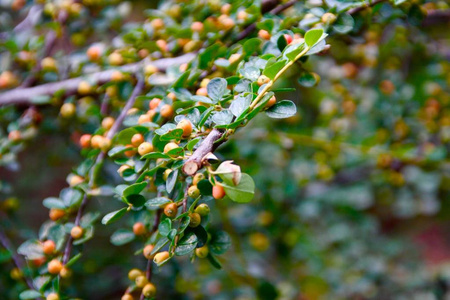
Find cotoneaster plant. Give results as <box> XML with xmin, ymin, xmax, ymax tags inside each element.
<box><xmin>0</xmin><ymin>0</ymin><xmax>447</xmax><ymax>299</ymax></box>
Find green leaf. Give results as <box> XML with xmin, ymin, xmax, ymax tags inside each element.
<box><xmin>123</xmin><ymin>182</ymin><xmax>147</xmax><ymax>198</ymax></box>
<box><xmin>42</xmin><ymin>197</ymin><xmax>65</xmax><ymax>209</ymax></box>
<box><xmin>229</xmin><ymin>94</ymin><xmax>251</xmax><ymax>118</ymax></box>
<box><xmin>305</xmin><ymin>29</ymin><xmax>324</xmax><ymax>47</ymax></box>
<box><xmin>263</xmin><ymin>59</ymin><xmax>286</xmax><ymax>80</ymax></box>
<box><xmin>197</xmin><ymin>179</ymin><xmax>213</xmax><ymax>196</ymax></box>
<box><xmin>111</xmin><ymin>229</ymin><xmax>135</xmax><ymax>246</ymax></box>
<box><xmin>80</xmin><ymin>212</ymin><xmax>101</xmax><ymax>227</ymax></box>
<box><xmin>174</xmin><ymin>231</ymin><xmax>198</xmax><ymax>256</ymax></box>
<box><xmin>243</xmin><ymin>38</ymin><xmax>262</xmax><ymax>55</ymax></box>
<box><xmin>166</xmin><ymin>168</ymin><xmax>179</xmax><ymax>194</ymax></box>
<box><xmin>66</xmin><ymin>253</ymin><xmax>82</xmax><ymax>267</ymax></box>
<box><xmin>221</xmin><ymin>173</ymin><xmax>255</xmax><ymax>203</ymax></box>
<box><xmin>265</xmin><ymin>100</ymin><xmax>297</xmax><ymax>119</ymax></box>
<box><xmin>239</xmin><ymin>66</ymin><xmax>260</xmax><ymax>81</ymax></box>
<box><xmin>212</xmin><ymin>110</ymin><xmax>233</xmax><ymax>126</ymax></box>
<box><xmin>207</xmin><ymin>253</ymin><xmax>222</xmax><ymax>269</ymax></box>
<box><xmin>298</xmin><ymin>72</ymin><xmax>317</xmax><ymax>87</ymax></box>
<box><xmin>60</xmin><ymin>188</ymin><xmax>83</xmax><ymax>208</ymax></box>
<box><xmin>151</xmin><ymin>237</ymin><xmax>169</xmax><ymax>255</ymax></box>
<box><xmin>17</xmin><ymin>240</ymin><xmax>44</xmax><ymax>260</ymax></box>
<box><xmin>187</xmin><ymin>137</ymin><xmax>201</xmax><ymax>151</ymax></box>
<box><xmin>207</xmin><ymin>78</ymin><xmax>227</xmax><ymax>103</ymax></box>
<box><xmin>102</xmin><ymin>207</ymin><xmax>128</xmax><ymax>225</ymax></box>
<box><xmin>140</xmin><ymin>152</ymin><xmax>170</xmax><ymax>160</ymax></box>
<box><xmin>333</xmin><ymin>13</ymin><xmax>354</xmax><ymax>34</ymax></box>
<box><xmin>145</xmin><ymin>197</ymin><xmax>172</xmax><ymax>210</ymax></box>
<box><xmin>108</xmin><ymin>146</ymin><xmax>132</xmax><ymax>157</ymax></box>
<box><xmin>126</xmin><ymin>194</ymin><xmax>146</xmax><ymax>208</ymax></box>
<box><xmin>159</xmin><ymin>218</ymin><xmax>172</xmax><ymax>236</ymax></box>
<box><xmin>209</xmin><ymin>231</ymin><xmax>231</xmax><ymax>255</ymax></box>
<box><xmin>283</xmin><ymin>42</ymin><xmax>306</xmax><ymax>61</ymax></box>
<box><xmin>19</xmin><ymin>290</ymin><xmax>41</xmax><ymax>299</ymax></box>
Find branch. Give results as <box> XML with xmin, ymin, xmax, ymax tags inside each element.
<box><xmin>235</xmin><ymin>0</ymin><xmax>297</xmax><ymax>42</ymax></box>
<box><xmin>0</xmin><ymin>53</ymin><xmax>195</xmax><ymax>106</ymax></box>
<box><xmin>182</xmin><ymin>129</ymin><xmax>224</xmax><ymax>175</ymax></box>
<box><xmin>0</xmin><ymin>227</ymin><xmax>36</xmax><ymax>290</ymax></box>
<box><xmin>62</xmin><ymin>78</ymin><xmax>145</xmax><ymax>265</ymax></box>
<box><xmin>347</xmin><ymin>0</ymin><xmax>386</xmax><ymax>15</ymax></box>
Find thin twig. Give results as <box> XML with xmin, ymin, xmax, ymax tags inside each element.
<box><xmin>62</xmin><ymin>78</ymin><xmax>145</xmax><ymax>265</ymax></box>
<box><xmin>0</xmin><ymin>53</ymin><xmax>195</xmax><ymax>106</ymax></box>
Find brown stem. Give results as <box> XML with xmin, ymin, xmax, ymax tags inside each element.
<box><xmin>182</xmin><ymin>129</ymin><xmax>224</xmax><ymax>175</ymax></box>
<box><xmin>348</xmin><ymin>0</ymin><xmax>386</xmax><ymax>15</ymax></box>
<box><xmin>0</xmin><ymin>53</ymin><xmax>195</xmax><ymax>106</ymax></box>
<box><xmin>62</xmin><ymin>78</ymin><xmax>145</xmax><ymax>265</ymax></box>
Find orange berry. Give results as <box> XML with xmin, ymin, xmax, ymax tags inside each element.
<box><xmin>87</xmin><ymin>45</ymin><xmax>102</xmax><ymax>61</ymax></box>
<box><xmin>149</xmin><ymin>98</ymin><xmax>161</xmax><ymax>110</ymax></box>
<box><xmin>265</xmin><ymin>96</ymin><xmax>276</xmax><ymax>108</ymax></box>
<box><xmin>151</xmin><ymin>18</ymin><xmax>164</xmax><ymax>30</ymax></box>
<box><xmin>124</xmin><ymin>144</ymin><xmax>136</xmax><ymax>157</ymax></box>
<box><xmin>138</xmin><ymin>142</ymin><xmax>154</xmax><ymax>156</ymax></box>
<box><xmin>163</xmin><ymin>142</ymin><xmax>179</xmax><ymax>154</ymax></box>
<box><xmin>47</xmin><ymin>259</ymin><xmax>63</xmax><ymax>274</ymax></box>
<box><xmin>258</xmin><ymin>30</ymin><xmax>270</xmax><ymax>40</ymax></box>
<box><xmin>101</xmin><ymin>117</ymin><xmax>115</xmax><ymax>130</ymax></box>
<box><xmin>196</xmin><ymin>87</ymin><xmax>208</xmax><ymax>96</ymax></box>
<box><xmin>191</xmin><ymin>21</ymin><xmax>203</xmax><ymax>32</ymax></box>
<box><xmin>160</xmin><ymin>104</ymin><xmax>174</xmax><ymax>118</ymax></box>
<box><xmin>131</xmin><ymin>133</ymin><xmax>144</xmax><ymax>147</ymax></box>
<box><xmin>46</xmin><ymin>292</ymin><xmax>59</xmax><ymax>300</ymax></box>
<box><xmin>70</xmin><ymin>226</ymin><xmax>83</xmax><ymax>239</ymax></box>
<box><xmin>49</xmin><ymin>208</ymin><xmax>65</xmax><ymax>221</ymax></box>
<box><xmin>138</xmin><ymin>114</ymin><xmax>152</xmax><ymax>124</ymax></box>
<box><xmin>108</xmin><ymin>52</ymin><xmax>123</xmax><ymax>66</ymax></box>
<box><xmin>42</xmin><ymin>240</ymin><xmax>56</xmax><ymax>255</ymax></box>
<box><xmin>77</xmin><ymin>81</ymin><xmax>92</xmax><ymax>95</ymax></box>
<box><xmin>143</xmin><ymin>244</ymin><xmax>155</xmax><ymax>259</ymax></box>
<box><xmin>212</xmin><ymin>184</ymin><xmax>226</xmax><ymax>200</ymax></box>
<box><xmin>176</xmin><ymin>119</ymin><xmax>193</xmax><ymax>138</ymax></box>
<box><xmin>153</xmin><ymin>251</ymin><xmax>170</xmax><ymax>264</ymax></box>
<box><xmin>90</xmin><ymin>135</ymin><xmax>104</xmax><ymax>149</ymax></box>
<box><xmin>284</xmin><ymin>34</ymin><xmax>293</xmax><ymax>44</ymax></box>
<box><xmin>121</xmin><ymin>294</ymin><xmax>133</xmax><ymax>300</ymax></box>
<box><xmin>142</xmin><ymin>283</ymin><xmax>156</xmax><ymax>298</ymax></box>
<box><xmin>156</xmin><ymin>39</ymin><xmax>168</xmax><ymax>52</ymax></box>
<box><xmin>8</xmin><ymin>130</ymin><xmax>21</xmax><ymax>142</ymax></box>
<box><xmin>79</xmin><ymin>134</ymin><xmax>91</xmax><ymax>148</ymax></box>
<box><xmin>164</xmin><ymin>203</ymin><xmax>178</xmax><ymax>218</ymax></box>
<box><xmin>133</xmin><ymin>222</ymin><xmax>146</xmax><ymax>236</ymax></box>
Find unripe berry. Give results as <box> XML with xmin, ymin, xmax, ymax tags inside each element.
<box><xmin>77</xmin><ymin>81</ymin><xmax>92</xmax><ymax>95</ymax></box>
<box><xmin>42</xmin><ymin>240</ymin><xmax>56</xmax><ymax>255</ymax></box>
<box><xmin>153</xmin><ymin>251</ymin><xmax>170</xmax><ymax>264</ymax></box>
<box><xmin>108</xmin><ymin>52</ymin><xmax>123</xmax><ymax>66</ymax></box>
<box><xmin>258</xmin><ymin>29</ymin><xmax>270</xmax><ymax>40</ymax></box>
<box><xmin>221</xmin><ymin>3</ymin><xmax>231</xmax><ymax>15</ymax></box>
<box><xmin>48</xmin><ymin>259</ymin><xmax>63</xmax><ymax>274</ymax></box>
<box><xmin>194</xmin><ymin>203</ymin><xmax>210</xmax><ymax>216</ymax></box>
<box><xmin>70</xmin><ymin>226</ymin><xmax>83</xmax><ymax>239</ymax></box>
<box><xmin>128</xmin><ymin>268</ymin><xmax>142</xmax><ymax>281</ymax></box>
<box><xmin>188</xmin><ymin>185</ymin><xmax>200</xmax><ymax>198</ymax></box>
<box><xmin>79</xmin><ymin>134</ymin><xmax>91</xmax><ymax>148</ymax></box>
<box><xmin>167</xmin><ymin>92</ymin><xmax>176</xmax><ymax>101</ymax></box>
<box><xmin>212</xmin><ymin>184</ymin><xmax>226</xmax><ymax>200</ymax></box>
<box><xmin>257</xmin><ymin>75</ymin><xmax>270</xmax><ymax>86</ymax></box>
<box><xmin>138</xmin><ymin>49</ymin><xmax>149</xmax><ymax>59</ymax></box>
<box><xmin>99</xmin><ymin>137</ymin><xmax>112</xmax><ymax>152</ymax></box>
<box><xmin>135</xmin><ymin>275</ymin><xmax>148</xmax><ymax>288</ymax></box>
<box><xmin>138</xmin><ymin>142</ymin><xmax>154</xmax><ymax>156</ymax></box>
<box><xmin>59</xmin><ymin>266</ymin><xmax>71</xmax><ymax>278</ymax></box>
<box><xmin>188</xmin><ymin>212</ymin><xmax>201</xmax><ymax>227</ymax></box>
<box><xmin>321</xmin><ymin>12</ymin><xmax>337</xmax><ymax>24</ymax></box>
<box><xmin>46</xmin><ymin>293</ymin><xmax>59</xmax><ymax>300</ymax></box>
<box><xmin>144</xmin><ymin>64</ymin><xmax>158</xmax><ymax>76</ymax></box>
<box><xmin>143</xmin><ymin>244</ymin><xmax>155</xmax><ymax>259</ymax></box>
<box><xmin>87</xmin><ymin>45</ymin><xmax>102</xmax><ymax>61</ymax></box>
<box><xmin>196</xmin><ymin>87</ymin><xmax>208</xmax><ymax>96</ymax></box>
<box><xmin>160</xmin><ymin>104</ymin><xmax>174</xmax><ymax>118</ymax></box>
<box><xmin>163</xmin><ymin>142</ymin><xmax>179</xmax><ymax>154</ymax></box>
<box><xmin>237</xmin><ymin>10</ymin><xmax>248</xmax><ymax>21</ymax></box>
<box><xmin>149</xmin><ymin>98</ymin><xmax>161</xmax><ymax>110</ymax></box>
<box><xmin>195</xmin><ymin>245</ymin><xmax>209</xmax><ymax>258</ymax></box>
<box><xmin>191</xmin><ymin>21</ymin><xmax>203</xmax><ymax>32</ymax></box>
<box><xmin>106</xmin><ymin>85</ymin><xmax>118</xmax><ymax>98</ymax></box>
<box><xmin>200</xmin><ymin>79</ymin><xmax>210</xmax><ymax>88</ymax></box>
<box><xmin>41</xmin><ymin>57</ymin><xmax>57</xmax><ymax>71</ymax></box>
<box><xmin>102</xmin><ymin>117</ymin><xmax>115</xmax><ymax>130</ymax></box>
<box><xmin>49</xmin><ymin>208</ymin><xmax>65</xmax><ymax>221</ymax></box>
<box><xmin>265</xmin><ymin>96</ymin><xmax>276</xmax><ymax>108</ymax></box>
<box><xmin>176</xmin><ymin>119</ymin><xmax>193</xmax><ymax>138</ymax></box>
<box><xmin>90</xmin><ymin>135</ymin><xmax>104</xmax><ymax>149</ymax></box>
<box><xmin>163</xmin><ymin>169</ymin><xmax>172</xmax><ymax>181</ymax></box>
<box><xmin>133</xmin><ymin>222</ymin><xmax>146</xmax><ymax>235</ymax></box>
<box><xmin>69</xmin><ymin>175</ymin><xmax>84</xmax><ymax>187</ymax></box>
<box><xmin>229</xmin><ymin>53</ymin><xmax>241</xmax><ymax>64</ymax></box>
<box><xmin>118</xmin><ymin>165</ymin><xmax>132</xmax><ymax>176</ymax></box>
<box><xmin>121</xmin><ymin>294</ymin><xmax>134</xmax><ymax>300</ymax></box>
<box><xmin>192</xmin><ymin>173</ymin><xmax>205</xmax><ymax>185</ymax></box>
<box><xmin>164</xmin><ymin>203</ymin><xmax>178</xmax><ymax>218</ymax></box>
<box><xmin>60</xmin><ymin>103</ymin><xmax>76</xmax><ymax>118</ymax></box>
<box><xmin>142</xmin><ymin>283</ymin><xmax>157</xmax><ymax>298</ymax></box>
<box><xmin>131</xmin><ymin>133</ymin><xmax>144</xmax><ymax>147</ymax></box>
